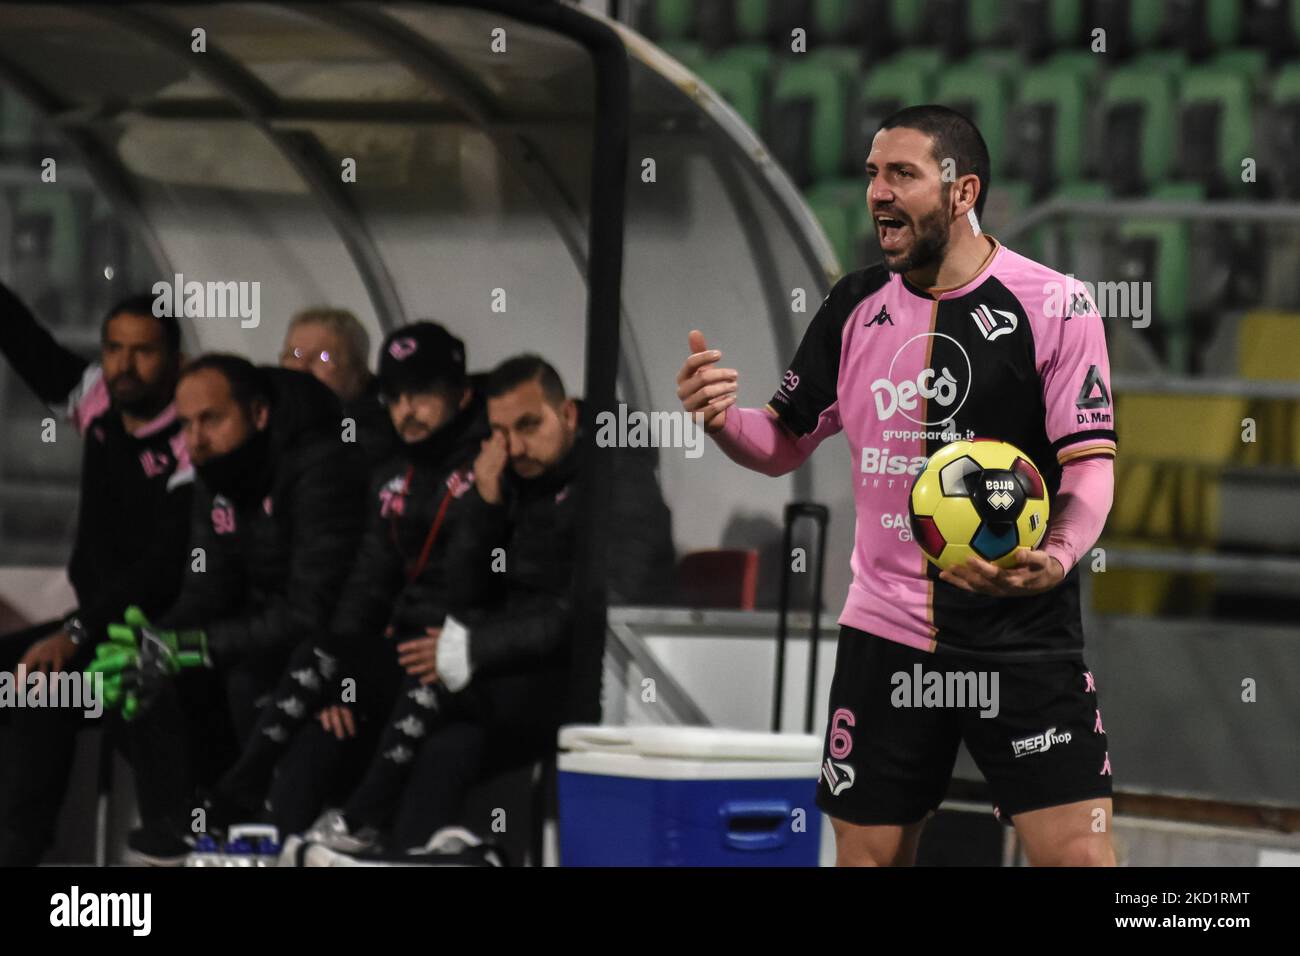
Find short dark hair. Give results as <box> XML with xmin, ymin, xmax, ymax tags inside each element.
<box><xmin>178</xmin><ymin>353</ymin><xmax>271</xmax><ymax>416</ymax></box>
<box><xmin>485</xmin><ymin>354</ymin><xmax>566</xmax><ymax>406</ymax></box>
<box><xmin>877</xmin><ymin>104</ymin><xmax>991</xmax><ymax>219</ymax></box>
<box><xmin>102</xmin><ymin>293</ymin><xmax>182</xmax><ymax>355</ymax></box>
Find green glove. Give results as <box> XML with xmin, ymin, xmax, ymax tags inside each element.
<box><xmin>86</xmin><ymin>606</ymin><xmax>210</xmax><ymax>720</ymax></box>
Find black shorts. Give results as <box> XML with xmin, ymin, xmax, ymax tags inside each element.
<box><xmin>815</xmin><ymin>626</ymin><xmax>1112</xmax><ymax>826</ymax></box>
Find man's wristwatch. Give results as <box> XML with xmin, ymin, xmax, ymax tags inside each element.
<box><xmin>64</xmin><ymin>614</ymin><xmax>88</xmax><ymax>647</ymax></box>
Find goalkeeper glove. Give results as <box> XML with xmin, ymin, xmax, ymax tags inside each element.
<box><xmin>87</xmin><ymin>606</ymin><xmax>210</xmax><ymax>720</ymax></box>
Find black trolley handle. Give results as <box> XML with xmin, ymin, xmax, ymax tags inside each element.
<box><xmin>772</xmin><ymin>502</ymin><xmax>829</xmax><ymax>733</ymax></box>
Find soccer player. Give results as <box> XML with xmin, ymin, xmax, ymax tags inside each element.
<box><xmin>0</xmin><ymin>283</ymin><xmax>191</xmax><ymax>866</ymax></box>
<box><xmin>676</xmin><ymin>105</ymin><xmax>1117</xmax><ymax>867</ymax></box>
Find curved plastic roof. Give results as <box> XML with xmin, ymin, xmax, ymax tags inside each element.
<box><xmin>0</xmin><ymin>0</ymin><xmax>845</xmax><ymax>571</ymax></box>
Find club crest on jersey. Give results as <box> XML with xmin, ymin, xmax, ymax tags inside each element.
<box><xmin>970</xmin><ymin>303</ymin><xmax>1018</xmax><ymax>341</ymax></box>
<box><xmin>378</xmin><ymin>474</ymin><xmax>407</xmax><ymax>517</ymax></box>
<box><xmin>211</xmin><ymin>496</ymin><xmax>236</xmax><ymax>535</ymax></box>
<box><xmin>821</xmin><ymin>758</ymin><xmax>856</xmax><ymax>795</ymax></box>
<box><xmin>446</xmin><ymin>468</ymin><xmax>474</xmax><ymax>498</ymax></box>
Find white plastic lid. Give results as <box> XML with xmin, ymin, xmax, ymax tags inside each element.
<box><xmin>558</xmin><ymin>724</ymin><xmax>821</xmax><ymax>762</ymax></box>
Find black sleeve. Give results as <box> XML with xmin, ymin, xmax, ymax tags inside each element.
<box><xmin>203</xmin><ymin>443</ymin><xmax>367</xmax><ymax>662</ymax></box>
<box><xmin>159</xmin><ymin>485</ymin><xmax>244</xmax><ymax>633</ymax></box>
<box><xmin>76</xmin><ymin>478</ymin><xmax>194</xmax><ymax>643</ymax></box>
<box><xmin>768</xmin><ymin>269</ymin><xmax>883</xmax><ymax>437</ymax></box>
<box><xmin>327</xmin><ymin>476</ymin><xmax>407</xmax><ymax>655</ymax></box>
<box><xmin>0</xmin><ymin>279</ymin><xmax>89</xmax><ymax>407</ymax></box>
<box><xmin>442</xmin><ymin>484</ymin><xmax>512</xmax><ymax>612</ymax></box>
<box><xmin>606</xmin><ymin>447</ymin><xmax>676</xmax><ymax>605</ymax></box>
<box><xmin>466</xmin><ymin>591</ymin><xmax>574</xmax><ymax>679</ymax></box>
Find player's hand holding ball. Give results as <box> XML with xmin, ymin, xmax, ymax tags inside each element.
<box><xmin>677</xmin><ymin>330</ymin><xmax>738</xmax><ymax>433</ymax></box>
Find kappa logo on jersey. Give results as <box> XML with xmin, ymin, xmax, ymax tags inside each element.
<box><xmin>871</xmin><ymin>333</ymin><xmax>972</xmax><ymax>426</ymax></box>
<box><xmin>865</xmin><ymin>305</ymin><xmax>893</xmax><ymax>328</ymax></box>
<box><xmin>970</xmin><ymin>303</ymin><xmax>1019</xmax><ymax>340</ymax></box>
<box><xmin>139</xmin><ymin>449</ymin><xmax>171</xmax><ymax>478</ymax></box>
<box><xmin>1011</xmin><ymin>726</ymin><xmax>1072</xmax><ymax>758</ymax></box>
<box><xmin>1066</xmin><ymin>292</ymin><xmax>1092</xmax><ymax>319</ymax></box>
<box><xmin>1075</xmin><ymin>364</ymin><xmax>1111</xmax><ymax>410</ymax></box>
<box><xmin>821</xmin><ymin>758</ymin><xmax>856</xmax><ymax>795</ymax></box>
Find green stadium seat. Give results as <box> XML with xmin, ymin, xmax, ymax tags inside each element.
<box><xmin>890</xmin><ymin>0</ymin><xmax>927</xmax><ymax>43</ymax></box>
<box><xmin>981</xmin><ymin>177</ymin><xmax>1033</xmax><ymax>236</ymax></box>
<box><xmin>696</xmin><ymin>59</ymin><xmax>766</xmax><ymax>131</ymax></box>
<box><xmin>806</xmin><ymin>178</ymin><xmax>872</xmax><ymax>269</ymax></box>
<box><xmin>735</xmin><ymin>0</ymin><xmax>772</xmax><ymax>42</ymax></box>
<box><xmin>1111</xmin><ymin>182</ymin><xmax>1200</xmax><ymax>373</ymax></box>
<box><xmin>1208</xmin><ymin>48</ymin><xmax>1269</xmax><ymax>85</ymax></box>
<box><xmin>813</xmin><ymin>0</ymin><xmax>866</xmax><ymax>43</ymax></box>
<box><xmin>887</xmin><ymin>47</ymin><xmax>946</xmax><ymax>80</ymax></box>
<box><xmin>1043</xmin><ymin>49</ymin><xmax>1103</xmax><ymax>82</ymax></box>
<box><xmin>1167</xmin><ymin>0</ymin><xmax>1241</xmax><ymax>56</ymax></box>
<box><xmin>1011</xmin><ymin>0</ymin><xmax>1083</xmax><ymax>59</ymax></box>
<box><xmin>658</xmin><ymin>40</ymin><xmax>707</xmax><ymax>71</ymax></box>
<box><xmin>769</xmin><ymin>53</ymin><xmax>853</xmax><ymax>185</ymax></box>
<box><xmin>1006</xmin><ymin>63</ymin><xmax>1087</xmax><ymax>195</ymax></box>
<box><xmin>933</xmin><ymin>65</ymin><xmax>1011</xmax><ymax>176</ymax></box>
<box><xmin>14</xmin><ymin>189</ymin><xmax>87</xmax><ymax>287</ymax></box>
<box><xmin>930</xmin><ymin>0</ymin><xmax>1007</xmax><ymax>55</ymax></box>
<box><xmin>968</xmin><ymin>48</ymin><xmax>1026</xmax><ymax>76</ymax></box>
<box><xmin>805</xmin><ymin>184</ymin><xmax>857</xmax><ymax>272</ymax></box>
<box><xmin>637</xmin><ymin>0</ymin><xmax>695</xmax><ymax>41</ymax></box>
<box><xmin>851</xmin><ymin>59</ymin><xmax>932</xmax><ymax>169</ymax></box>
<box><xmin>1099</xmin><ymin>67</ymin><xmax>1178</xmax><ymax>194</ymax></box>
<box><xmin>1089</xmin><ymin>0</ymin><xmax>1163</xmax><ymax>57</ymax></box>
<box><xmin>0</xmin><ymin>88</ymin><xmax>38</xmax><ymax>152</ymax></box>
<box><xmin>1129</xmin><ymin>50</ymin><xmax>1190</xmax><ymax>78</ymax></box>
<box><xmin>1271</xmin><ymin>64</ymin><xmax>1300</xmax><ymax>197</ymax></box>
<box><xmin>1178</xmin><ymin>67</ymin><xmax>1253</xmax><ymax>196</ymax></box>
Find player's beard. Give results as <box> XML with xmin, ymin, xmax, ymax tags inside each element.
<box><xmin>881</xmin><ymin>196</ymin><xmax>951</xmax><ymax>275</ymax></box>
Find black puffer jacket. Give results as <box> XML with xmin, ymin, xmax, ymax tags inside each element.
<box><xmin>328</xmin><ymin>394</ymin><xmax>491</xmax><ymax>656</ymax></box>
<box><xmin>447</xmin><ymin>418</ymin><xmax>677</xmax><ymax>680</ymax></box>
<box><xmin>160</xmin><ymin>369</ymin><xmax>368</xmax><ymax>665</ymax></box>
<box><xmin>342</xmin><ymin>376</ymin><xmax>401</xmax><ymax>475</ymax></box>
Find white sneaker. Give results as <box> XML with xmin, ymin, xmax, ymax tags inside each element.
<box><xmin>300</xmin><ymin>809</ymin><xmax>379</xmax><ymax>855</ymax></box>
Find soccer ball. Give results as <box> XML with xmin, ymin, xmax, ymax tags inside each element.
<box><xmin>908</xmin><ymin>439</ymin><xmax>1050</xmax><ymax>571</ymax></box>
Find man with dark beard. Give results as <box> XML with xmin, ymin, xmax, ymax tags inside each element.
<box><xmin>158</xmin><ymin>322</ymin><xmax>489</xmax><ymax>851</ymax></box>
<box><xmin>679</xmin><ymin>105</ymin><xmax>1117</xmax><ymax>868</ymax></box>
<box><xmin>0</xmin><ymin>283</ymin><xmax>191</xmax><ymax>866</ymax></box>
<box><xmin>89</xmin><ymin>355</ymin><xmax>368</xmax><ymax>864</ymax></box>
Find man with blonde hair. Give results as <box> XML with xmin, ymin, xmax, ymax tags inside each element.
<box><xmin>281</xmin><ymin>307</ymin><xmax>398</xmax><ymax>469</ymax></box>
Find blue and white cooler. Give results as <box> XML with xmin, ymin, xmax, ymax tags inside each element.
<box><xmin>557</xmin><ymin>725</ymin><xmax>823</xmax><ymax>867</ymax></box>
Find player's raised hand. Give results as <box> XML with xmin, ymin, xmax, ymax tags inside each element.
<box><xmin>939</xmin><ymin>550</ymin><xmax>1064</xmax><ymax>596</ymax></box>
<box><xmin>677</xmin><ymin>330</ymin><xmax>738</xmax><ymax>434</ymax></box>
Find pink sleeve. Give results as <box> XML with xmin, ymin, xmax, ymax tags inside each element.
<box><xmin>1042</xmin><ymin>455</ymin><xmax>1114</xmax><ymax>574</ymax></box>
<box><xmin>712</xmin><ymin>403</ymin><xmax>839</xmax><ymax>477</ymax></box>
<box><xmin>1038</xmin><ymin>283</ymin><xmax>1117</xmax><ymax>466</ymax></box>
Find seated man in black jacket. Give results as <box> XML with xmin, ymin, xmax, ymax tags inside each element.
<box><xmin>0</xmin><ymin>283</ymin><xmax>191</xmax><ymax>866</ymax></box>
<box><xmin>185</xmin><ymin>322</ymin><xmax>490</xmax><ymax>847</ymax></box>
<box><xmin>89</xmin><ymin>355</ymin><xmax>369</xmax><ymax>864</ymax></box>
<box><xmin>297</xmin><ymin>354</ymin><xmax>676</xmax><ymax>862</ymax></box>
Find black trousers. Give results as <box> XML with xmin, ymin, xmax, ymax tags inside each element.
<box><xmin>0</xmin><ymin>630</ymin><xmax>251</xmax><ymax>864</ymax></box>
<box><xmin>346</xmin><ymin>666</ymin><xmax>568</xmax><ymax>851</ymax></box>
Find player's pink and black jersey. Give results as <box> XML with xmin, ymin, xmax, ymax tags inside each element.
<box><xmin>769</xmin><ymin>237</ymin><xmax>1116</xmax><ymax>659</ymax></box>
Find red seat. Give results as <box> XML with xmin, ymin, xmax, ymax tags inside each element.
<box><xmin>675</xmin><ymin>548</ymin><xmax>759</xmax><ymax>609</ymax></box>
